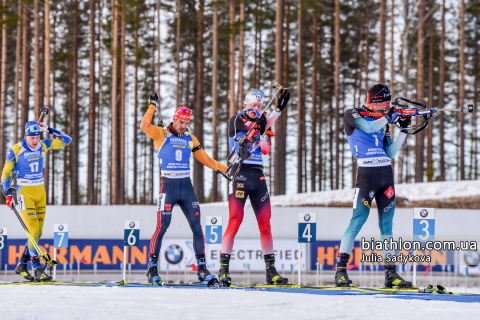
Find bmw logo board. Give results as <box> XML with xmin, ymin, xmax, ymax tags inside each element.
<box><xmin>413</xmin><ymin>208</ymin><xmax>435</xmax><ymax>242</ymax></box>
<box><xmin>124</xmin><ymin>221</ymin><xmax>140</xmax><ymax>246</ymax></box>
<box><xmin>206</xmin><ymin>216</ymin><xmax>223</xmax><ymax>244</ymax></box>
<box><xmin>298</xmin><ymin>213</ymin><xmax>317</xmax><ymax>243</ymax></box>
<box><xmin>0</xmin><ymin>227</ymin><xmax>7</xmax><ymax>250</ymax></box>
<box><xmin>54</xmin><ymin>224</ymin><xmax>69</xmax><ymax>248</ymax></box>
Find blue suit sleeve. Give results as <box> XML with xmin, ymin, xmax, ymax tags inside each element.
<box><xmin>344</xmin><ymin>109</ymin><xmax>389</xmax><ymax>134</ymax></box>
<box><xmin>384</xmin><ymin>132</ymin><xmax>407</xmax><ymax>159</ymax></box>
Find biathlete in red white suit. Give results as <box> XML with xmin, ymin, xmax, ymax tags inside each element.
<box><xmin>218</xmin><ymin>88</ymin><xmax>291</xmax><ymax>285</ymax></box>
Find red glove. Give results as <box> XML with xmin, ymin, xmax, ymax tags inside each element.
<box><xmin>6</xmin><ymin>195</ymin><xmax>13</xmax><ymax>210</ymax></box>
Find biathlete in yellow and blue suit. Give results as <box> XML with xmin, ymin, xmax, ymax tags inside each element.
<box><xmin>1</xmin><ymin>121</ymin><xmax>71</xmax><ymax>282</ymax></box>
<box><xmin>140</xmin><ymin>93</ymin><xmax>227</xmax><ymax>284</ymax></box>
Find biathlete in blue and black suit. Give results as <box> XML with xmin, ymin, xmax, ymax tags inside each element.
<box><xmin>140</xmin><ymin>94</ymin><xmax>228</xmax><ymax>284</ymax></box>
<box><xmin>335</xmin><ymin>84</ymin><xmax>413</xmax><ymax>288</ymax></box>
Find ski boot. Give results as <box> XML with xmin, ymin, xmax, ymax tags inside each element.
<box><xmin>15</xmin><ymin>254</ymin><xmax>34</xmax><ymax>281</ymax></box>
<box><xmin>218</xmin><ymin>253</ymin><xmax>232</xmax><ymax>287</ymax></box>
<box><xmin>335</xmin><ymin>253</ymin><xmax>353</xmax><ymax>287</ymax></box>
<box><xmin>147</xmin><ymin>254</ymin><xmax>163</xmax><ymax>285</ymax></box>
<box><xmin>32</xmin><ymin>257</ymin><xmax>52</xmax><ymax>282</ymax></box>
<box><xmin>265</xmin><ymin>254</ymin><xmax>289</xmax><ymax>285</ymax></box>
<box><xmin>384</xmin><ymin>265</ymin><xmax>412</xmax><ymax>288</ymax></box>
<box><xmin>196</xmin><ymin>254</ymin><xmax>218</xmax><ymax>286</ymax></box>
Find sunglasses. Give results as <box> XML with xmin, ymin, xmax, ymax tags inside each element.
<box><xmin>177</xmin><ymin>108</ymin><xmax>192</xmax><ymax>114</ymax></box>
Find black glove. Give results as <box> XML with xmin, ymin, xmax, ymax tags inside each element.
<box><xmin>398</xmin><ymin>116</ymin><xmax>411</xmax><ymax>133</ymax></box>
<box><xmin>255</xmin><ymin>113</ymin><xmax>267</xmax><ymax>135</ymax></box>
<box><xmin>148</xmin><ymin>93</ymin><xmax>159</xmax><ymax>107</ymax></box>
<box><xmin>276</xmin><ymin>89</ymin><xmax>291</xmax><ymax>112</ymax></box>
<box><xmin>384</xmin><ymin>107</ymin><xmax>400</xmax><ymax>123</ymax></box>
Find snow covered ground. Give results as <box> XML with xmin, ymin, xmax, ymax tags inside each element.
<box><xmin>206</xmin><ymin>180</ymin><xmax>480</xmax><ymax>207</ymax></box>
<box><xmin>0</xmin><ymin>286</ymin><xmax>479</xmax><ymax>320</ymax></box>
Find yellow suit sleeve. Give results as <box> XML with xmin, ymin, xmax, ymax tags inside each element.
<box><xmin>191</xmin><ymin>134</ymin><xmax>228</xmax><ymax>172</ymax></box>
<box><xmin>140</xmin><ymin>105</ymin><xmax>165</xmax><ymax>150</ymax></box>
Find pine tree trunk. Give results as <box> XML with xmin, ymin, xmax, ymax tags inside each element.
<box><xmin>310</xmin><ymin>1</ymin><xmax>318</xmax><ymax>192</ymax></box>
<box><xmin>71</xmin><ymin>0</ymin><xmax>79</xmax><ymax>204</ymax></box>
<box><xmin>87</xmin><ymin>0</ymin><xmax>96</xmax><ymax>204</ymax></box>
<box><xmin>0</xmin><ymin>0</ymin><xmax>6</xmax><ymax>175</ymax></box>
<box><xmin>120</xmin><ymin>0</ymin><xmax>126</xmax><ymax>203</ymax></box>
<box><xmin>211</xmin><ymin>0</ymin><xmax>219</xmax><ymax>202</ymax></box>
<box><xmin>96</xmin><ymin>0</ymin><xmax>104</xmax><ymax>204</ymax></box>
<box><xmin>111</xmin><ymin>0</ymin><xmax>119</xmax><ymax>204</ymax></box>
<box><xmin>176</xmin><ymin>0</ymin><xmax>181</xmax><ymax>108</ymax></box>
<box><xmin>14</xmin><ymin>0</ymin><xmax>22</xmax><ymax>142</ymax></box>
<box><xmin>50</xmin><ymin>13</ymin><xmax>57</xmax><ymax>204</ymax></box>
<box><xmin>193</xmin><ymin>0</ymin><xmax>205</xmax><ymax>203</ymax></box>
<box><xmin>334</xmin><ymin>0</ymin><xmax>340</xmax><ymax>189</ymax></box>
<box><xmin>21</xmin><ymin>4</ymin><xmax>30</xmax><ymax>131</ymax></box>
<box><xmin>297</xmin><ymin>0</ymin><xmax>303</xmax><ymax>193</ymax></box>
<box><xmin>364</xmin><ymin>3</ymin><xmax>369</xmax><ymax>96</ymax></box>
<box><xmin>34</xmin><ymin>0</ymin><xmax>40</xmax><ymax>119</ymax></box>
<box><xmin>379</xmin><ymin>0</ymin><xmax>386</xmax><ymax>83</ymax></box>
<box><xmin>474</xmin><ymin>16</ymin><xmax>479</xmax><ymax>180</ymax></box>
<box><xmin>426</xmin><ymin>13</ymin><xmax>434</xmax><ymax>182</ymax></box>
<box><xmin>132</xmin><ymin>3</ymin><xmax>138</xmax><ymax>204</ymax></box>
<box><xmin>415</xmin><ymin>0</ymin><xmax>425</xmax><ymax>182</ymax></box>
<box><xmin>237</xmin><ymin>1</ymin><xmax>245</xmax><ymax>113</ymax></box>
<box><xmin>439</xmin><ymin>0</ymin><xmax>446</xmax><ymax>181</ymax></box>
<box><xmin>229</xmin><ymin>0</ymin><xmax>236</xmax><ymax>118</ymax></box>
<box><xmin>156</xmin><ymin>0</ymin><xmax>161</xmax><ymax>96</ymax></box>
<box><xmin>273</xmin><ymin>0</ymin><xmax>285</xmax><ymax>195</ymax></box>
<box><xmin>397</xmin><ymin>0</ymin><xmax>409</xmax><ymax>183</ymax></box>
<box><xmin>388</xmin><ymin>0</ymin><xmax>395</xmax><ymax>175</ymax></box>
<box><xmin>44</xmin><ymin>0</ymin><xmax>51</xmax><ymax>203</ymax></box>
<box><xmin>459</xmin><ymin>0</ymin><xmax>466</xmax><ymax>180</ymax></box>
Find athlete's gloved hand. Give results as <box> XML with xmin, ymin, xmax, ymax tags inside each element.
<box><xmin>276</xmin><ymin>89</ymin><xmax>290</xmax><ymax>112</ymax></box>
<box><xmin>384</xmin><ymin>108</ymin><xmax>400</xmax><ymax>123</ymax></box>
<box><xmin>148</xmin><ymin>93</ymin><xmax>159</xmax><ymax>107</ymax></box>
<box><xmin>39</xmin><ymin>122</ymin><xmax>49</xmax><ymax>133</ymax></box>
<box><xmin>255</xmin><ymin>113</ymin><xmax>267</xmax><ymax>135</ymax></box>
<box><xmin>6</xmin><ymin>195</ymin><xmax>13</xmax><ymax>210</ymax></box>
<box><xmin>398</xmin><ymin>116</ymin><xmax>411</xmax><ymax>133</ymax></box>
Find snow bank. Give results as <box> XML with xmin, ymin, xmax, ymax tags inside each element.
<box><xmin>205</xmin><ymin>180</ymin><xmax>480</xmax><ymax>207</ymax></box>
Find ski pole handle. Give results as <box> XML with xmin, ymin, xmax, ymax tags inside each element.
<box><xmin>37</xmin><ymin>107</ymin><xmax>50</xmax><ymax>124</ymax></box>
<box><xmin>216</xmin><ymin>170</ymin><xmax>233</xmax><ymax>182</ymax></box>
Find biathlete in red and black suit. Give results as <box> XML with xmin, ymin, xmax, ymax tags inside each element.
<box><xmin>218</xmin><ymin>88</ymin><xmax>291</xmax><ymax>285</ymax></box>
<box><xmin>140</xmin><ymin>94</ymin><xmax>228</xmax><ymax>284</ymax></box>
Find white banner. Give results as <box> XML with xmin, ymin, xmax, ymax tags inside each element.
<box><xmin>158</xmin><ymin>239</ymin><xmax>307</xmax><ymax>272</ymax></box>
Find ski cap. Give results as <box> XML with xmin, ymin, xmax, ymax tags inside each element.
<box><xmin>244</xmin><ymin>89</ymin><xmax>265</xmax><ymax>105</ymax></box>
<box><xmin>173</xmin><ymin>107</ymin><xmax>192</xmax><ymax>122</ymax></box>
<box><xmin>367</xmin><ymin>84</ymin><xmax>391</xmax><ymax>103</ymax></box>
<box><xmin>25</xmin><ymin>121</ymin><xmax>41</xmax><ymax>136</ymax></box>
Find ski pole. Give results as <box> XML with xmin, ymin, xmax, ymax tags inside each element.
<box><xmin>0</xmin><ymin>184</ymin><xmax>57</xmax><ymax>269</ymax></box>
<box><xmin>259</xmin><ymin>82</ymin><xmax>283</xmax><ymax>115</ymax></box>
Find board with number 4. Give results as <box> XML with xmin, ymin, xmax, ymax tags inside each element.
<box><xmin>298</xmin><ymin>213</ymin><xmax>317</xmax><ymax>243</ymax></box>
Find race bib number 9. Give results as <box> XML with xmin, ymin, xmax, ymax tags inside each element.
<box><xmin>17</xmin><ymin>194</ymin><xmax>25</xmax><ymax>211</ymax></box>
<box><xmin>157</xmin><ymin>193</ymin><xmax>166</xmax><ymax>211</ymax></box>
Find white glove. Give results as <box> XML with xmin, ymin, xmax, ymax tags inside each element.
<box><xmin>39</xmin><ymin>122</ymin><xmax>49</xmax><ymax>133</ymax></box>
